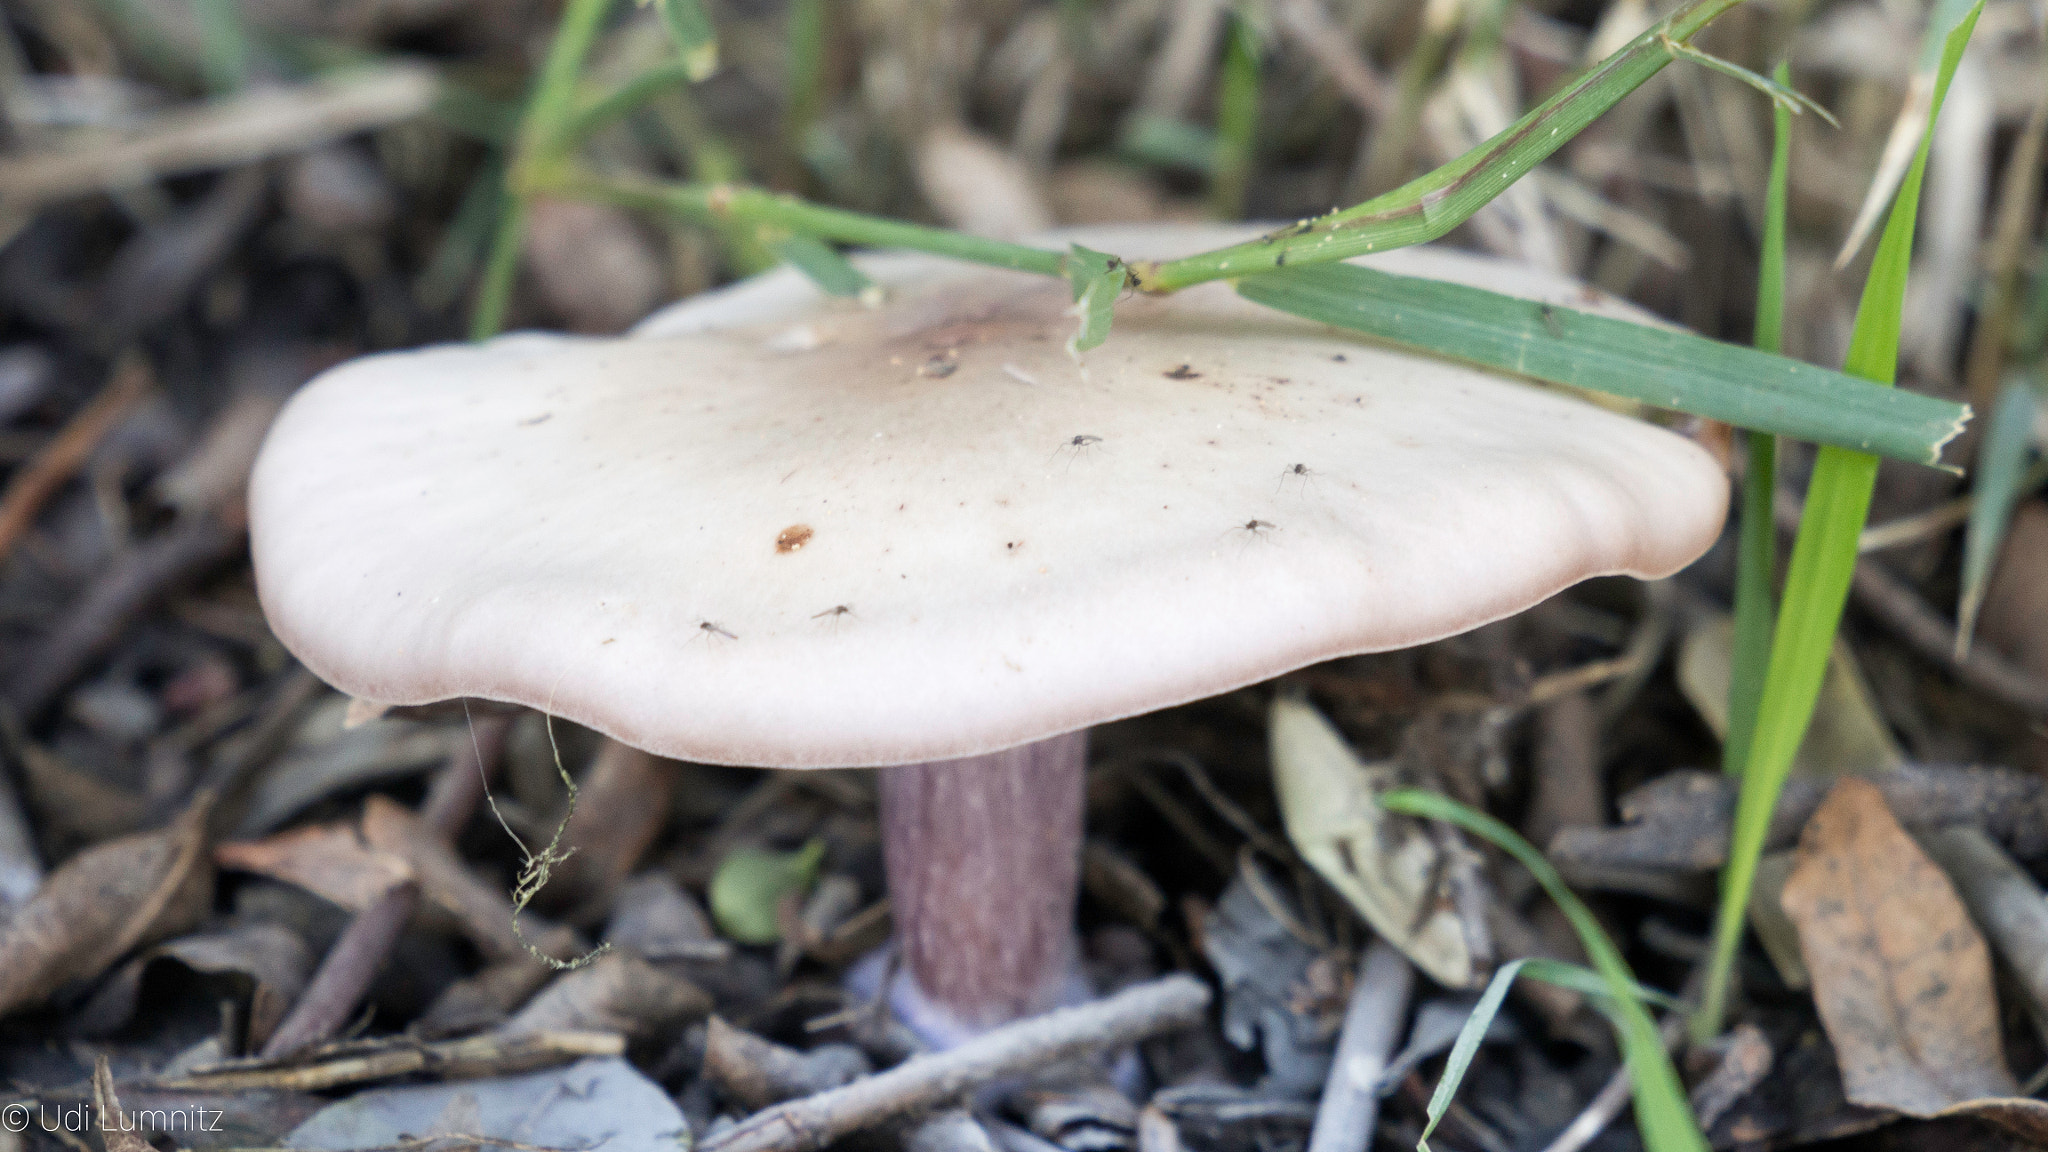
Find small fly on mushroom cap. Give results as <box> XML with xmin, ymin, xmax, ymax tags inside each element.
<box><xmin>249</xmin><ymin>224</ymin><xmax>1728</xmax><ymax>1046</ymax></box>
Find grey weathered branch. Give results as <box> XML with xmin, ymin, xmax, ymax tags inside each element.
<box><xmin>700</xmin><ymin>975</ymin><xmax>1211</xmax><ymax>1152</ymax></box>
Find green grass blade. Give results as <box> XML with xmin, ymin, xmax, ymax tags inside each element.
<box><xmin>784</xmin><ymin>0</ymin><xmax>827</xmax><ymax>171</ymax></box>
<box><xmin>1659</xmin><ymin>38</ymin><xmax>1837</xmax><ymax>127</ymax></box>
<box><xmin>1418</xmin><ymin>958</ymin><xmax>1525</xmax><ymax>1152</ymax></box>
<box><xmin>1726</xmin><ymin>63</ymin><xmax>1794</xmax><ymax>775</ymax></box>
<box><xmin>1697</xmin><ymin>0</ymin><xmax>1986</xmax><ymax>1041</ymax></box>
<box><xmin>1418</xmin><ymin>957</ymin><xmax>1679</xmax><ymax>1152</ymax></box>
<box><xmin>470</xmin><ymin>195</ymin><xmax>529</xmax><ymax>341</ymax></box>
<box><xmin>1956</xmin><ymin>374</ymin><xmax>2042</xmax><ymax>657</ymax></box>
<box><xmin>1381</xmin><ymin>789</ymin><xmax>1705</xmax><ymax>1152</ymax></box>
<box><xmin>1234</xmin><ymin>264</ymin><xmax>1967</xmax><ymax>466</ymax></box>
<box><xmin>419</xmin><ymin>156</ymin><xmax>509</xmax><ymax>313</ymax></box>
<box><xmin>1134</xmin><ymin>0</ymin><xmax>1744</xmax><ymax>293</ymax></box>
<box><xmin>567</xmin><ymin>174</ymin><xmax>1070</xmax><ymax>278</ymax></box>
<box><xmin>769</xmin><ymin>234</ymin><xmax>873</xmax><ymax>297</ymax></box>
<box><xmin>477</xmin><ymin>0</ymin><xmax>618</xmax><ymax>339</ymax></box>
<box><xmin>1211</xmin><ymin>12</ymin><xmax>1262</xmax><ymax>219</ymax></box>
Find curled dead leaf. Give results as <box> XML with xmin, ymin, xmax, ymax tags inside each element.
<box><xmin>1268</xmin><ymin>696</ymin><xmax>1473</xmax><ymax>987</ymax></box>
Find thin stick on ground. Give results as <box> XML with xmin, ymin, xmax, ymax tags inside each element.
<box><xmin>1849</xmin><ymin>560</ymin><xmax>2048</xmax><ymax>719</ymax></box>
<box><xmin>1306</xmin><ymin>939</ymin><xmax>1412</xmax><ymax>1152</ymax></box>
<box><xmin>2</xmin><ymin>511</ymin><xmax>245</xmax><ymax>717</ymax></box>
<box><xmin>1773</xmin><ymin>490</ymin><xmax>2048</xmax><ymax>719</ymax></box>
<box><xmin>700</xmin><ymin>975</ymin><xmax>1212</xmax><ymax>1152</ymax></box>
<box><xmin>0</xmin><ymin>66</ymin><xmax>439</xmax><ymax>212</ymax></box>
<box><xmin>0</xmin><ymin>354</ymin><xmax>153</xmax><ymax>564</ymax></box>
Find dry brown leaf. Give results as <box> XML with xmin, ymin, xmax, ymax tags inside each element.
<box><xmin>215</xmin><ymin>821</ymin><xmax>413</xmax><ymax>911</ymax></box>
<box><xmin>0</xmin><ymin>798</ymin><xmax>213</xmax><ymax>1016</ymax></box>
<box><xmin>1781</xmin><ymin>777</ymin><xmax>2018</xmax><ymax>1116</ymax></box>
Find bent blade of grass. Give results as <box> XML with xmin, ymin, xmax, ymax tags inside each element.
<box><xmin>1956</xmin><ymin>374</ymin><xmax>2042</xmax><ymax>657</ymax></box>
<box><xmin>1698</xmin><ymin>0</ymin><xmax>1985</xmax><ymax>1041</ymax></box>
<box><xmin>1134</xmin><ymin>0</ymin><xmax>1745</xmax><ymax>293</ymax></box>
<box><xmin>1420</xmin><ymin>957</ymin><xmax>1683</xmax><ymax>1152</ymax></box>
<box><xmin>1380</xmin><ymin>789</ymin><xmax>1705</xmax><ymax>1152</ymax></box>
<box><xmin>784</xmin><ymin>0</ymin><xmax>827</xmax><ymax>169</ymax></box>
<box><xmin>1727</xmin><ymin>62</ymin><xmax>1794</xmax><ymax>775</ymax></box>
<box><xmin>563</xmin><ymin>59</ymin><xmax>703</xmax><ymax>144</ymax></box>
<box><xmin>1658</xmin><ymin>38</ymin><xmax>1836</xmax><ymax>127</ymax></box>
<box><xmin>1235</xmin><ymin>264</ymin><xmax>1967</xmax><ymax>467</ymax></box>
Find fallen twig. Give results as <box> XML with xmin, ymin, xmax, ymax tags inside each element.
<box><xmin>136</xmin><ymin>1028</ymin><xmax>622</xmax><ymax>1093</ymax></box>
<box><xmin>1916</xmin><ymin>826</ymin><xmax>2048</xmax><ymax>1020</ymax></box>
<box><xmin>701</xmin><ymin>974</ymin><xmax>1212</xmax><ymax>1152</ymax></box>
<box><xmin>1305</xmin><ymin>940</ymin><xmax>1412</xmax><ymax>1152</ymax></box>
<box><xmin>1774</xmin><ymin>491</ymin><xmax>2048</xmax><ymax>718</ymax></box>
<box><xmin>0</xmin><ymin>353</ymin><xmax>153</xmax><ymax>563</ymax></box>
<box><xmin>3</xmin><ymin>512</ymin><xmax>245</xmax><ymax>716</ymax></box>
<box><xmin>1848</xmin><ymin>559</ymin><xmax>2048</xmax><ymax>719</ymax></box>
<box><xmin>0</xmin><ymin>65</ymin><xmax>439</xmax><ymax>212</ymax></box>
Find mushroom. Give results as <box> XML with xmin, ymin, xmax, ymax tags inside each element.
<box><xmin>249</xmin><ymin>224</ymin><xmax>1727</xmax><ymax>1045</ymax></box>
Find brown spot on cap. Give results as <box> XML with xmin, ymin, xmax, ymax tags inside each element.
<box><xmin>777</xmin><ymin>524</ymin><xmax>814</xmax><ymax>553</ymax></box>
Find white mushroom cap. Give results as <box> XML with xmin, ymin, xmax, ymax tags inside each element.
<box><xmin>250</xmin><ymin>225</ymin><xmax>1727</xmax><ymax>768</ymax></box>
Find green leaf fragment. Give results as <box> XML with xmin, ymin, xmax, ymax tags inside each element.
<box><xmin>710</xmin><ymin>839</ymin><xmax>826</xmax><ymax>944</ymax></box>
<box><xmin>769</xmin><ymin>234</ymin><xmax>873</xmax><ymax>298</ymax></box>
<box><xmin>1235</xmin><ymin>263</ymin><xmax>1969</xmax><ymax>467</ymax></box>
<box><xmin>1065</xmin><ymin>245</ymin><xmax>1125</xmax><ymax>355</ymax></box>
<box><xmin>647</xmin><ymin>0</ymin><xmax>719</xmax><ymax>81</ymax></box>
